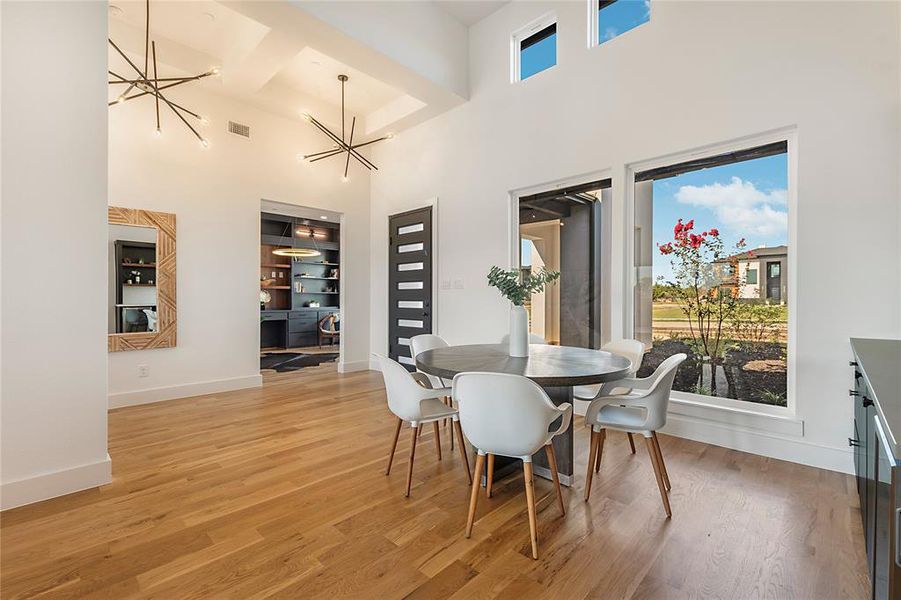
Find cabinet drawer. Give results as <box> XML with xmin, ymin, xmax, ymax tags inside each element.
<box><xmin>260</xmin><ymin>311</ymin><xmax>287</xmax><ymax>321</ymax></box>
<box><xmin>288</xmin><ymin>319</ymin><xmax>317</xmax><ymax>333</ymax></box>
<box><xmin>288</xmin><ymin>332</ymin><xmax>317</xmax><ymax>348</ymax></box>
<box><xmin>289</xmin><ymin>311</ymin><xmax>318</xmax><ymax>321</ymax></box>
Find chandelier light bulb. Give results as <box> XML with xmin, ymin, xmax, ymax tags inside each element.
<box><xmin>155</xmin><ymin>128</ymin><xmax>162</xmax><ymax>137</ymax></box>
<box><xmin>301</xmin><ymin>112</ymin><xmax>312</xmax><ymax>123</ymax></box>
<box><xmin>116</xmin><ymin>95</ymin><xmax>126</xmax><ymax>104</ymax></box>
<box><xmin>200</xmin><ymin>138</ymin><xmax>209</xmax><ymax>148</ymax></box>
<box><xmin>208</xmin><ymin>66</ymin><xmax>220</xmax><ymax>76</ymax></box>
<box><xmin>341</xmin><ymin>176</ymin><xmax>349</xmax><ymax>183</ymax></box>
<box><xmin>386</xmin><ymin>132</ymin><xmax>395</xmax><ymax>140</ymax></box>
<box><xmin>200</xmin><ymin>116</ymin><xmax>209</xmax><ymax>125</ymax></box>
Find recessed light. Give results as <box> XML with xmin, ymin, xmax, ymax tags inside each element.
<box><xmin>109</xmin><ymin>4</ymin><xmax>123</xmax><ymax>17</ymax></box>
<box><xmin>202</xmin><ymin>12</ymin><xmax>216</xmax><ymax>22</ymax></box>
<box><xmin>319</xmin><ymin>215</ymin><xmax>328</xmax><ymax>220</ymax></box>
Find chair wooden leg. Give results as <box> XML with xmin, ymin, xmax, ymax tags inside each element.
<box><xmin>453</xmin><ymin>421</ymin><xmax>471</xmax><ymax>484</ymax></box>
<box><xmin>523</xmin><ymin>461</ymin><xmax>539</xmax><ymax>560</ymax></box>
<box><xmin>405</xmin><ymin>425</ymin><xmax>419</xmax><ymax>498</ymax></box>
<box><xmin>594</xmin><ymin>429</ymin><xmax>606</xmax><ymax>473</ymax></box>
<box><xmin>544</xmin><ymin>444</ymin><xmax>566</xmax><ymax>516</ymax></box>
<box><xmin>418</xmin><ymin>425</ymin><xmax>423</xmax><ymax>439</ymax></box>
<box><xmin>486</xmin><ymin>454</ymin><xmax>495</xmax><ymax>498</ymax></box>
<box><xmin>652</xmin><ymin>432</ymin><xmax>671</xmax><ymax>491</ymax></box>
<box><xmin>385</xmin><ymin>418</ymin><xmax>403</xmax><ymax>475</ymax></box>
<box><xmin>644</xmin><ymin>435</ymin><xmax>672</xmax><ymax>518</ymax></box>
<box><xmin>466</xmin><ymin>453</ymin><xmax>485</xmax><ymax>538</ymax></box>
<box><xmin>627</xmin><ymin>432</ymin><xmax>636</xmax><ymax>454</ymax></box>
<box><xmin>433</xmin><ymin>421</ymin><xmax>442</xmax><ymax>461</ymax></box>
<box><xmin>585</xmin><ymin>429</ymin><xmax>599</xmax><ymax>501</ymax></box>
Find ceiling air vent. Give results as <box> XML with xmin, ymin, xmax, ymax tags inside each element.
<box><xmin>227</xmin><ymin>120</ymin><xmax>250</xmax><ymax>139</ymax></box>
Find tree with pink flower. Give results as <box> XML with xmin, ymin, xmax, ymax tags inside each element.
<box><xmin>656</xmin><ymin>218</ymin><xmax>749</xmax><ymax>396</ymax></box>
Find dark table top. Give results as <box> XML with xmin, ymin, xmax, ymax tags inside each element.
<box><xmin>415</xmin><ymin>343</ymin><xmax>632</xmax><ymax>387</ymax></box>
<box><xmin>852</xmin><ymin>338</ymin><xmax>901</xmax><ymax>460</ymax></box>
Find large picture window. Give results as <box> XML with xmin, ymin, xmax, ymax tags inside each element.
<box><xmin>633</xmin><ymin>143</ymin><xmax>789</xmax><ymax>406</ymax></box>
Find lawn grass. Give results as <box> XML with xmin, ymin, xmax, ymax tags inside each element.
<box><xmin>652</xmin><ymin>302</ymin><xmax>788</xmax><ymax>322</ymax></box>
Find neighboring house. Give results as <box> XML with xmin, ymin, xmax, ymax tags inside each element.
<box><xmin>715</xmin><ymin>245</ymin><xmax>788</xmax><ymax>304</ymax></box>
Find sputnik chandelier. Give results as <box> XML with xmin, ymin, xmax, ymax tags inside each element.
<box><xmin>301</xmin><ymin>74</ymin><xmax>393</xmax><ymax>182</ymax></box>
<box><xmin>108</xmin><ymin>0</ymin><xmax>218</xmax><ymax>146</ymax></box>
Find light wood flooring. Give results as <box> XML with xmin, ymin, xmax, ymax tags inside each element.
<box><xmin>0</xmin><ymin>364</ymin><xmax>869</xmax><ymax>599</ymax></box>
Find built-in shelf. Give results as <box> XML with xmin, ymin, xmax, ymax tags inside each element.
<box><xmin>297</xmin><ymin>291</ymin><xmax>339</xmax><ymax>294</ymax></box>
<box><xmin>265</xmin><ymin>286</ymin><xmax>291</xmax><ymax>290</ymax></box>
<box><xmin>296</xmin><ymin>261</ymin><xmax>339</xmax><ymax>266</ymax></box>
<box><xmin>123</xmin><ymin>283</ymin><xmax>156</xmax><ymax>287</ymax></box>
<box><xmin>121</xmin><ymin>262</ymin><xmax>156</xmax><ymax>268</ymax></box>
<box><xmin>297</xmin><ymin>276</ymin><xmax>338</xmax><ymax>280</ymax></box>
<box><xmin>261</xmin><ymin>263</ymin><xmax>291</xmax><ymax>269</ymax></box>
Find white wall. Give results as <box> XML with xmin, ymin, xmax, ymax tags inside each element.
<box><xmin>108</xmin><ymin>85</ymin><xmax>371</xmax><ymax>407</ymax></box>
<box><xmin>370</xmin><ymin>0</ymin><xmax>901</xmax><ymax>473</ymax></box>
<box><xmin>1</xmin><ymin>2</ymin><xmax>111</xmax><ymax>509</ymax></box>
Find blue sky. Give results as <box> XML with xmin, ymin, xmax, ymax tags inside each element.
<box><xmin>520</xmin><ymin>30</ymin><xmax>555</xmax><ymax>80</ymax></box>
<box><xmin>599</xmin><ymin>0</ymin><xmax>650</xmax><ymax>44</ymax></box>
<box><xmin>651</xmin><ymin>153</ymin><xmax>788</xmax><ymax>280</ymax></box>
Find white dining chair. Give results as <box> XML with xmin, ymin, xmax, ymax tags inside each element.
<box><xmin>374</xmin><ymin>354</ymin><xmax>472</xmax><ymax>497</ymax></box>
<box><xmin>453</xmin><ymin>372</ymin><xmax>572</xmax><ymax>560</ymax></box>
<box><xmin>574</xmin><ymin>338</ymin><xmax>646</xmax><ymax>454</ymax></box>
<box><xmin>500</xmin><ymin>332</ymin><xmax>547</xmax><ymax>345</ymax></box>
<box><xmin>410</xmin><ymin>334</ymin><xmax>456</xmax><ymax>447</ymax></box>
<box><xmin>582</xmin><ymin>353</ymin><xmax>687</xmax><ymax>518</ymax></box>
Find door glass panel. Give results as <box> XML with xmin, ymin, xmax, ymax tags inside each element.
<box><xmin>397</xmin><ymin>223</ymin><xmax>424</xmax><ymax>235</ymax></box>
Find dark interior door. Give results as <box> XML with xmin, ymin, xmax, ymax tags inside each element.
<box><xmin>388</xmin><ymin>206</ymin><xmax>433</xmax><ymax>370</ymax></box>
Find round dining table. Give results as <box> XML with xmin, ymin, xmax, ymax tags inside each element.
<box><xmin>415</xmin><ymin>343</ymin><xmax>632</xmax><ymax>487</ymax></box>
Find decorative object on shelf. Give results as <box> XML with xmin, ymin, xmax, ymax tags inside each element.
<box><xmin>294</xmin><ymin>281</ymin><xmax>303</xmax><ymax>293</ymax></box>
<box><xmin>301</xmin><ymin>74</ymin><xmax>394</xmax><ymax>182</ymax></box>
<box><xmin>129</xmin><ymin>270</ymin><xmax>142</xmax><ymax>284</ymax></box>
<box><xmin>260</xmin><ymin>276</ymin><xmax>276</xmax><ymax>288</ymax></box>
<box><xmin>487</xmin><ymin>266</ymin><xmax>560</xmax><ymax>358</ymax></box>
<box><xmin>138</xmin><ymin>258</ymin><xmax>145</xmax><ymax>264</ymax></box>
<box><xmin>308</xmin><ymin>300</ymin><xmax>321</xmax><ymax>308</ymax></box>
<box><xmin>260</xmin><ymin>289</ymin><xmax>271</xmax><ymax>309</ymax></box>
<box><xmin>108</xmin><ymin>0</ymin><xmax>218</xmax><ymax>146</ymax></box>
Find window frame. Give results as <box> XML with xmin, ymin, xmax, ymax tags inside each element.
<box><xmin>587</xmin><ymin>0</ymin><xmax>651</xmax><ymax>49</ymax></box>
<box><xmin>624</xmin><ymin>128</ymin><xmax>798</xmax><ymax>418</ymax></box>
<box><xmin>511</xmin><ymin>12</ymin><xmax>558</xmax><ymax>83</ymax></box>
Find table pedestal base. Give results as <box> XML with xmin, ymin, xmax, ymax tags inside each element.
<box><xmin>476</xmin><ymin>385</ymin><xmax>575</xmax><ymax>487</ymax></box>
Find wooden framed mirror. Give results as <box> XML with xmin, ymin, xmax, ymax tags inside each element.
<box><xmin>108</xmin><ymin>206</ymin><xmax>176</xmax><ymax>351</ymax></box>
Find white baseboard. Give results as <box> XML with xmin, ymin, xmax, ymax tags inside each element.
<box><xmin>1</xmin><ymin>454</ymin><xmax>112</xmax><ymax>511</ymax></box>
<box><xmin>571</xmin><ymin>397</ymin><xmax>851</xmax><ymax>474</ymax></box>
<box><xmin>338</xmin><ymin>359</ymin><xmax>371</xmax><ymax>373</ymax></box>
<box><xmin>109</xmin><ymin>374</ymin><xmax>262</xmax><ymax>409</ymax></box>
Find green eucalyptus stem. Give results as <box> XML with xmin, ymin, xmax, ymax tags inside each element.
<box><xmin>486</xmin><ymin>266</ymin><xmax>560</xmax><ymax>306</ymax></box>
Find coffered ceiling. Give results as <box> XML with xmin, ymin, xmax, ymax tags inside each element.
<box><xmin>107</xmin><ymin>0</ymin><xmax>429</xmax><ymax>136</ymax></box>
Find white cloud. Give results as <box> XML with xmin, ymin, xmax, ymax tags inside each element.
<box><xmin>674</xmin><ymin>177</ymin><xmax>787</xmax><ymax>237</ymax></box>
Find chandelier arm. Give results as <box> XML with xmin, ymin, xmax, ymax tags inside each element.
<box><xmin>304</xmin><ymin>147</ymin><xmax>343</xmax><ymax>159</ymax></box>
<box><xmin>344</xmin><ymin>117</ymin><xmax>356</xmax><ymax>179</ymax></box>
<box><xmin>341</xmin><ymin>76</ymin><xmax>345</xmax><ymax>143</ymax></box>
<box><xmin>110</xmin><ymin>76</ymin><xmax>204</xmax><ymax>84</ymax></box>
<box><xmin>152</xmin><ymin>41</ymin><xmax>160</xmax><ymax>132</ymax></box>
<box><xmin>144</xmin><ymin>0</ymin><xmax>150</xmax><ymax>78</ymax></box>
<box><xmin>112</xmin><ymin>76</ymin><xmax>206</xmax><ymax>105</ymax></box>
<box><xmin>158</xmin><ymin>92</ymin><xmax>204</xmax><ymax>143</ymax></box>
<box><xmin>109</xmin><ymin>38</ymin><xmax>147</xmax><ymax>79</ymax></box>
<box><xmin>308</xmin><ymin>116</ymin><xmax>377</xmax><ymax>170</ymax></box>
<box><xmin>308</xmin><ymin>149</ymin><xmax>345</xmax><ymax>163</ymax></box>
<box><xmin>350</xmin><ymin>136</ymin><xmax>389</xmax><ymax>150</ymax></box>
<box><xmin>108</xmin><ymin>70</ymin><xmax>138</xmax><ymax>104</ymax></box>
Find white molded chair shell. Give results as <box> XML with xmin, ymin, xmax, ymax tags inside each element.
<box><xmin>585</xmin><ymin>353</ymin><xmax>687</xmax><ymax>434</ymax></box>
<box><xmin>453</xmin><ymin>372</ymin><xmax>571</xmax><ymax>461</ymax></box>
<box><xmin>373</xmin><ymin>353</ymin><xmax>455</xmax><ymax>425</ymax></box>
<box><xmin>574</xmin><ymin>339</ymin><xmax>646</xmax><ymax>401</ymax></box>
<box><xmin>410</xmin><ymin>334</ymin><xmax>450</xmax><ymax>387</ymax></box>
<box><xmin>500</xmin><ymin>333</ymin><xmax>547</xmax><ymax>345</ymax></box>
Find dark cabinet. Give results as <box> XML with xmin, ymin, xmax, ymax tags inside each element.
<box><xmin>851</xmin><ymin>339</ymin><xmax>901</xmax><ymax>600</ymax></box>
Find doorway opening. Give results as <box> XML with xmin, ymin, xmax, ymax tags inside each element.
<box><xmin>518</xmin><ymin>179</ymin><xmax>611</xmax><ymax>348</ymax></box>
<box><xmin>259</xmin><ymin>199</ymin><xmax>343</xmax><ymax>373</ymax></box>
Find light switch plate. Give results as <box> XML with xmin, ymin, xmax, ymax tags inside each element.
<box><xmin>440</xmin><ymin>280</ymin><xmax>451</xmax><ymax>290</ymax></box>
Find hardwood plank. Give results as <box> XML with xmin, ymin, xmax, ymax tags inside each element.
<box><xmin>0</xmin><ymin>364</ymin><xmax>869</xmax><ymax>600</ymax></box>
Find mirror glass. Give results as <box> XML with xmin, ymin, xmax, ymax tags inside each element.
<box><xmin>109</xmin><ymin>224</ymin><xmax>158</xmax><ymax>334</ymax></box>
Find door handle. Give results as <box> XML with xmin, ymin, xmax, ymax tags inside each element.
<box><xmin>849</xmin><ymin>389</ymin><xmax>860</xmax><ymax>397</ymax></box>
<box><xmin>849</xmin><ymin>437</ymin><xmax>861</xmax><ymax>448</ymax></box>
<box><xmin>863</xmin><ymin>396</ymin><xmax>874</xmax><ymax>408</ymax></box>
<box><xmin>896</xmin><ymin>508</ymin><xmax>901</xmax><ymax>567</ymax></box>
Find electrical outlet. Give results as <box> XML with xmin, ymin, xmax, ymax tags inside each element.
<box><xmin>138</xmin><ymin>364</ymin><xmax>149</xmax><ymax>378</ymax></box>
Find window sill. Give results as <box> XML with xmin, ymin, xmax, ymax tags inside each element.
<box><xmin>668</xmin><ymin>392</ymin><xmax>803</xmax><ymax>437</ymax></box>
